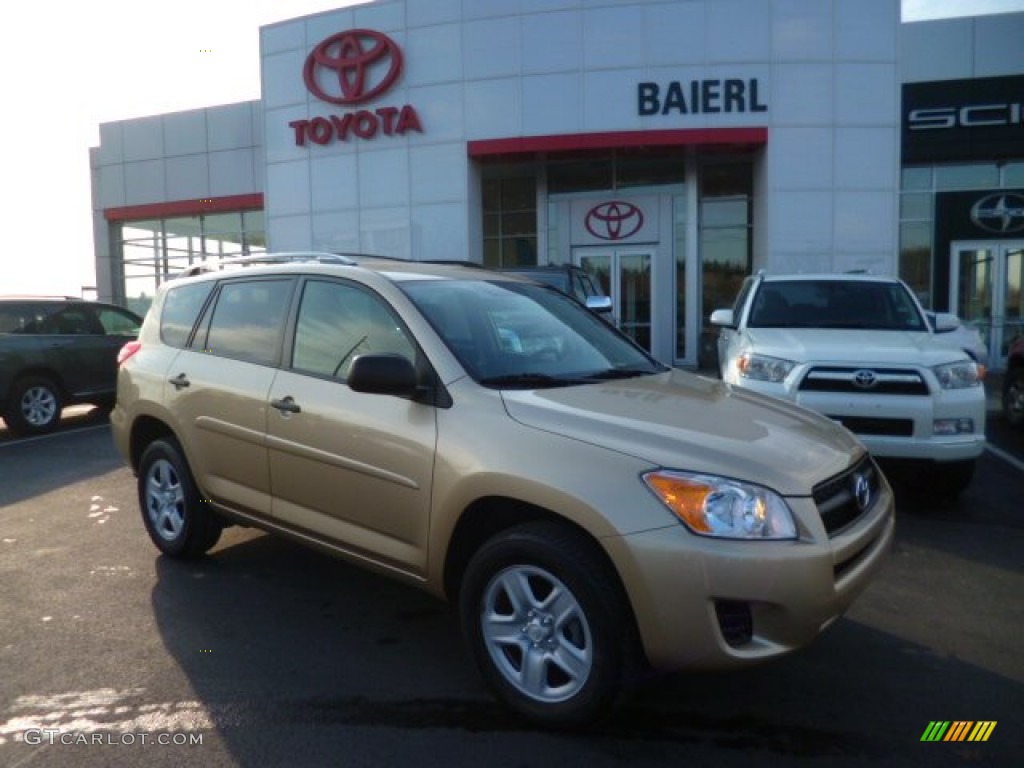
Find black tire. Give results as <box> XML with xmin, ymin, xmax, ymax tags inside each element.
<box><xmin>5</xmin><ymin>376</ymin><xmax>62</xmax><ymax>436</ymax></box>
<box><xmin>1004</xmin><ymin>367</ymin><xmax>1024</xmax><ymax>428</ymax></box>
<box><xmin>137</xmin><ymin>438</ymin><xmax>222</xmax><ymax>558</ymax></box>
<box><xmin>459</xmin><ymin>521</ymin><xmax>630</xmax><ymax>728</ymax></box>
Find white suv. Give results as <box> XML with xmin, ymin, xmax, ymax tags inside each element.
<box><xmin>710</xmin><ymin>273</ymin><xmax>986</xmax><ymax>496</ymax></box>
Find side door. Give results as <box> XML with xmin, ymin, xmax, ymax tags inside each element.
<box><xmin>266</xmin><ymin>278</ymin><xmax>437</xmax><ymax>576</ymax></box>
<box><xmin>169</xmin><ymin>277</ymin><xmax>295</xmax><ymax>517</ymax></box>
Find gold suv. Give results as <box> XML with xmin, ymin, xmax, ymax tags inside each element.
<box><xmin>111</xmin><ymin>253</ymin><xmax>894</xmax><ymax>727</ymax></box>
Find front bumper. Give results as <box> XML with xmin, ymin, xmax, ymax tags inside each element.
<box><xmin>605</xmin><ymin>477</ymin><xmax>894</xmax><ymax>671</ymax></box>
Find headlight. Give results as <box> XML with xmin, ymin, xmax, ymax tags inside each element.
<box><xmin>737</xmin><ymin>353</ymin><xmax>795</xmax><ymax>383</ymax></box>
<box><xmin>642</xmin><ymin>471</ymin><xmax>798</xmax><ymax>540</ymax></box>
<box><xmin>933</xmin><ymin>360</ymin><xmax>981</xmax><ymax>389</ymax></box>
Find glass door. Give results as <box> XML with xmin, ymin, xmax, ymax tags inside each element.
<box><xmin>951</xmin><ymin>240</ymin><xmax>1024</xmax><ymax>369</ymax></box>
<box><xmin>575</xmin><ymin>249</ymin><xmax>653</xmax><ymax>355</ymax></box>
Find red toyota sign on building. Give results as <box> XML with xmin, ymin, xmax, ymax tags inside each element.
<box><xmin>289</xmin><ymin>29</ymin><xmax>423</xmax><ymax>146</ymax></box>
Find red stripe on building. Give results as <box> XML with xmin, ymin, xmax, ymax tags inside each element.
<box><xmin>104</xmin><ymin>193</ymin><xmax>264</xmax><ymax>222</ymax></box>
<box><xmin>467</xmin><ymin>128</ymin><xmax>767</xmax><ymax>157</ymax></box>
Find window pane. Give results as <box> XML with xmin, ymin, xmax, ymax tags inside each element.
<box><xmin>502</xmin><ymin>236</ymin><xmax>536</xmax><ymax>266</ymax></box>
<box><xmin>935</xmin><ymin>164</ymin><xmax>998</xmax><ymax>191</ymax></box>
<box><xmin>1004</xmin><ymin>162</ymin><xmax>1024</xmax><ymax>187</ymax></box>
<box><xmin>161</xmin><ymin>282</ymin><xmax>215</xmax><ymax>349</ymax></box>
<box><xmin>701</xmin><ymin>199</ymin><xmax>749</xmax><ymax>228</ymax></box>
<box><xmin>617</xmin><ymin>154</ymin><xmax>686</xmax><ymax>188</ymax></box>
<box><xmin>292</xmin><ymin>280</ymin><xmax>414</xmax><ymax>381</ymax></box>
<box><xmin>900</xmin><ymin>192</ymin><xmax>932</xmax><ymax>221</ymax></box>
<box><xmin>899</xmin><ymin>221</ymin><xmax>933</xmax><ymax>307</ymax></box>
<box><xmin>901</xmin><ymin>167</ymin><xmax>932</xmax><ymax>190</ymax></box>
<box><xmin>701</xmin><ymin>164</ymin><xmax>752</xmax><ymax>198</ymax></box>
<box><xmin>204</xmin><ymin>280</ymin><xmax>291</xmax><ymax>365</ymax></box>
<box><xmin>501</xmin><ymin>177</ymin><xmax>536</xmax><ymax>210</ymax></box>
<box><xmin>95</xmin><ymin>307</ymin><xmax>142</xmax><ymax>336</ymax></box>
<box><xmin>548</xmin><ymin>160</ymin><xmax>613</xmax><ymax>193</ymax></box>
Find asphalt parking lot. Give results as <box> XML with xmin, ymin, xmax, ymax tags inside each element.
<box><xmin>0</xmin><ymin>403</ymin><xmax>1021</xmax><ymax>768</ymax></box>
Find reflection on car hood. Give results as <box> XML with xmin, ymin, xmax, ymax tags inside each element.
<box><xmin>744</xmin><ymin>328</ymin><xmax>971</xmax><ymax>365</ymax></box>
<box><xmin>500</xmin><ymin>369</ymin><xmax>861</xmax><ymax>496</ymax></box>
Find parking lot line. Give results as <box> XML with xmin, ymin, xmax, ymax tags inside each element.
<box><xmin>0</xmin><ymin>424</ymin><xmax>109</xmax><ymax>449</ymax></box>
<box><xmin>985</xmin><ymin>443</ymin><xmax>1024</xmax><ymax>474</ymax></box>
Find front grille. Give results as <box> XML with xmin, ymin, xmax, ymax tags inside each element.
<box><xmin>826</xmin><ymin>415</ymin><xmax>914</xmax><ymax>437</ymax></box>
<box><xmin>715</xmin><ymin>600</ymin><xmax>753</xmax><ymax>647</ymax></box>
<box><xmin>799</xmin><ymin>367</ymin><xmax>929</xmax><ymax>395</ymax></box>
<box><xmin>813</xmin><ymin>455</ymin><xmax>881</xmax><ymax>536</ymax></box>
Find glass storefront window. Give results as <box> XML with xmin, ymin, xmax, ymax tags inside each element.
<box><xmin>113</xmin><ymin>210</ymin><xmax>264</xmax><ymax>314</ymax></box>
<box><xmin>899</xmin><ymin>221</ymin><xmax>932</xmax><ymax>307</ymax></box>
<box><xmin>1004</xmin><ymin>162</ymin><xmax>1024</xmax><ymax>187</ymax></box>
<box><xmin>900</xmin><ymin>192</ymin><xmax>932</xmax><ymax>220</ymax></box>
<box><xmin>901</xmin><ymin>167</ymin><xmax>932</xmax><ymax>190</ymax></box>
<box><xmin>481</xmin><ymin>175</ymin><xmax>538</xmax><ymax>268</ymax></box>
<box><xmin>935</xmin><ymin>164</ymin><xmax>999</xmax><ymax>191</ymax></box>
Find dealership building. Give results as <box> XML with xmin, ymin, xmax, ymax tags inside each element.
<box><xmin>89</xmin><ymin>0</ymin><xmax>1024</xmax><ymax>369</ymax></box>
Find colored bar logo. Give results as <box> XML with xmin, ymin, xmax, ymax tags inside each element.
<box><xmin>921</xmin><ymin>721</ymin><xmax>997</xmax><ymax>742</ymax></box>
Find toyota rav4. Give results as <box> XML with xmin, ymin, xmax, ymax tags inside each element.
<box><xmin>711</xmin><ymin>273</ymin><xmax>986</xmax><ymax>496</ymax></box>
<box><xmin>111</xmin><ymin>254</ymin><xmax>893</xmax><ymax>726</ymax></box>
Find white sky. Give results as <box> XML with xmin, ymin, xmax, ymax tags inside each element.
<box><xmin>0</xmin><ymin>0</ymin><xmax>1021</xmax><ymax>298</ymax></box>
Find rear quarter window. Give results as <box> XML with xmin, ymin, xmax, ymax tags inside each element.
<box><xmin>160</xmin><ymin>283</ymin><xmax>215</xmax><ymax>349</ymax></box>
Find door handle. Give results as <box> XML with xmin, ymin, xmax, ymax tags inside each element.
<box><xmin>270</xmin><ymin>396</ymin><xmax>302</xmax><ymax>414</ymax></box>
<box><xmin>168</xmin><ymin>373</ymin><xmax>190</xmax><ymax>390</ymax></box>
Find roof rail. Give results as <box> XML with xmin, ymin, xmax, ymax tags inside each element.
<box><xmin>175</xmin><ymin>251</ymin><xmax>358</xmax><ymax>278</ymax></box>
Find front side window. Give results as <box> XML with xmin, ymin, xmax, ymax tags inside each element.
<box><xmin>747</xmin><ymin>280</ymin><xmax>927</xmax><ymax>331</ymax></box>
<box><xmin>291</xmin><ymin>280</ymin><xmax>415</xmax><ymax>381</ymax></box>
<box><xmin>201</xmin><ymin>279</ymin><xmax>293</xmax><ymax>366</ymax></box>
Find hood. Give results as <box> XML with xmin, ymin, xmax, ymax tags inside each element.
<box><xmin>500</xmin><ymin>370</ymin><xmax>862</xmax><ymax>496</ymax></box>
<box><xmin>743</xmin><ymin>328</ymin><xmax>969</xmax><ymax>366</ymax></box>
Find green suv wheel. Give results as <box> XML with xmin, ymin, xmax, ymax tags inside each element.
<box><xmin>138</xmin><ymin>438</ymin><xmax>222</xmax><ymax>558</ymax></box>
<box><xmin>5</xmin><ymin>376</ymin><xmax>62</xmax><ymax>436</ymax></box>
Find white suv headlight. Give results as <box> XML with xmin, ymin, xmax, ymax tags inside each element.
<box><xmin>932</xmin><ymin>360</ymin><xmax>981</xmax><ymax>389</ymax></box>
<box><xmin>737</xmin><ymin>353</ymin><xmax>795</xmax><ymax>383</ymax></box>
<box><xmin>642</xmin><ymin>471</ymin><xmax>798</xmax><ymax>540</ymax></box>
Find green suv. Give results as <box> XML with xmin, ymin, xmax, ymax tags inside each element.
<box><xmin>0</xmin><ymin>297</ymin><xmax>142</xmax><ymax>435</ymax></box>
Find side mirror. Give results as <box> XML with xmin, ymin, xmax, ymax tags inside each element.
<box><xmin>710</xmin><ymin>308</ymin><xmax>735</xmax><ymax>328</ymax></box>
<box><xmin>932</xmin><ymin>312</ymin><xmax>961</xmax><ymax>333</ymax></box>
<box><xmin>348</xmin><ymin>354</ymin><xmax>418</xmax><ymax>397</ymax></box>
<box><xmin>585</xmin><ymin>295</ymin><xmax>613</xmax><ymax>314</ymax></box>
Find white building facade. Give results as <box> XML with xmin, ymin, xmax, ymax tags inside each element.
<box><xmin>89</xmin><ymin>0</ymin><xmax>1022</xmax><ymax>368</ymax></box>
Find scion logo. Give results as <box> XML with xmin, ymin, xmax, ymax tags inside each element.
<box><xmin>970</xmin><ymin>193</ymin><xmax>1024</xmax><ymax>234</ymax></box>
<box><xmin>585</xmin><ymin>202</ymin><xmax>644</xmax><ymax>241</ymax></box>
<box><xmin>303</xmin><ymin>29</ymin><xmax>403</xmax><ymax>105</ymax></box>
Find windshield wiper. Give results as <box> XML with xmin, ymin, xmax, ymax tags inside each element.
<box><xmin>478</xmin><ymin>373</ymin><xmax>584</xmax><ymax>389</ymax></box>
<box><xmin>581</xmin><ymin>366</ymin><xmax>661</xmax><ymax>381</ymax></box>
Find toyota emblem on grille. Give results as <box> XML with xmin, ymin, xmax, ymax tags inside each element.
<box><xmin>853</xmin><ymin>474</ymin><xmax>871</xmax><ymax>512</ymax></box>
<box><xmin>852</xmin><ymin>369</ymin><xmax>878</xmax><ymax>389</ymax></box>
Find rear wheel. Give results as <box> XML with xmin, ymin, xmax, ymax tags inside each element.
<box><xmin>5</xmin><ymin>376</ymin><xmax>62</xmax><ymax>436</ymax></box>
<box><xmin>138</xmin><ymin>438</ymin><xmax>222</xmax><ymax>558</ymax></box>
<box><xmin>1004</xmin><ymin>366</ymin><xmax>1024</xmax><ymax>428</ymax></box>
<box><xmin>459</xmin><ymin>521</ymin><xmax>630</xmax><ymax>728</ymax></box>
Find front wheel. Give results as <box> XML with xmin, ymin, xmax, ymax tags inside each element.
<box><xmin>1004</xmin><ymin>367</ymin><xmax>1024</xmax><ymax>428</ymax></box>
<box><xmin>459</xmin><ymin>521</ymin><xmax>630</xmax><ymax>728</ymax></box>
<box><xmin>137</xmin><ymin>438</ymin><xmax>222</xmax><ymax>558</ymax></box>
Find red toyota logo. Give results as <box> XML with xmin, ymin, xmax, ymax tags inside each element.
<box><xmin>303</xmin><ymin>29</ymin><xmax>403</xmax><ymax>106</ymax></box>
<box><xmin>585</xmin><ymin>201</ymin><xmax>644</xmax><ymax>241</ymax></box>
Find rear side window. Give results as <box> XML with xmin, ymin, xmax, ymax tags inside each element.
<box><xmin>95</xmin><ymin>307</ymin><xmax>142</xmax><ymax>336</ymax></box>
<box><xmin>161</xmin><ymin>283</ymin><xmax>215</xmax><ymax>349</ymax></box>
<box><xmin>201</xmin><ymin>279</ymin><xmax>293</xmax><ymax>366</ymax></box>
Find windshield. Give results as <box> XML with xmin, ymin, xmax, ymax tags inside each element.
<box><xmin>747</xmin><ymin>280</ymin><xmax>928</xmax><ymax>331</ymax></box>
<box><xmin>401</xmin><ymin>279</ymin><xmax>665</xmax><ymax>388</ymax></box>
